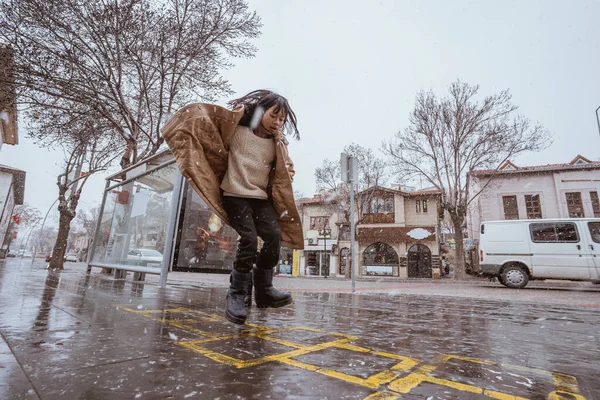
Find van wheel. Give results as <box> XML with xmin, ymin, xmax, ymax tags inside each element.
<box><xmin>591</xmin><ymin>280</ymin><xmax>600</xmax><ymax>285</ymax></box>
<box><xmin>497</xmin><ymin>275</ymin><xmax>506</xmax><ymax>285</ymax></box>
<box><xmin>501</xmin><ymin>265</ymin><xmax>529</xmax><ymax>289</ymax></box>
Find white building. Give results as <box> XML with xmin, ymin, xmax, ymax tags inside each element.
<box><xmin>0</xmin><ymin>46</ymin><xmax>23</xmax><ymax>258</ymax></box>
<box><xmin>467</xmin><ymin>155</ymin><xmax>600</xmax><ymax>241</ymax></box>
<box><xmin>296</xmin><ymin>186</ymin><xmax>442</xmax><ymax>279</ymax></box>
<box><xmin>0</xmin><ymin>165</ymin><xmax>25</xmax><ymax>257</ymax></box>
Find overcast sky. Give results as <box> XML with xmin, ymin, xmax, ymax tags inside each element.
<box><xmin>2</xmin><ymin>0</ymin><xmax>600</xmax><ymax>223</ymax></box>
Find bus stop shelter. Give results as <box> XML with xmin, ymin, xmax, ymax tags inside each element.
<box><xmin>88</xmin><ymin>150</ymin><xmax>239</xmax><ymax>287</ymax></box>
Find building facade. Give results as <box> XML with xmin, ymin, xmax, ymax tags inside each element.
<box><xmin>0</xmin><ymin>46</ymin><xmax>23</xmax><ymax>258</ymax></box>
<box><xmin>0</xmin><ymin>165</ymin><xmax>25</xmax><ymax>257</ymax></box>
<box><xmin>0</xmin><ymin>46</ymin><xmax>18</xmax><ymax>151</ymax></box>
<box><xmin>297</xmin><ymin>186</ymin><xmax>442</xmax><ymax>279</ymax></box>
<box><xmin>467</xmin><ymin>155</ymin><xmax>600</xmax><ymax>241</ymax></box>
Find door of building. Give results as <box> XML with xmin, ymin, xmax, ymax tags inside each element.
<box><xmin>339</xmin><ymin>247</ymin><xmax>350</xmax><ymax>275</ymax></box>
<box><xmin>407</xmin><ymin>244</ymin><xmax>432</xmax><ymax>278</ymax></box>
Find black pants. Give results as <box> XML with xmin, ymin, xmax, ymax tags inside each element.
<box><xmin>222</xmin><ymin>196</ymin><xmax>282</xmax><ymax>273</ymax></box>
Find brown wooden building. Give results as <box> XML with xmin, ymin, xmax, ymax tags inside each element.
<box><xmin>297</xmin><ymin>186</ymin><xmax>442</xmax><ymax>279</ymax></box>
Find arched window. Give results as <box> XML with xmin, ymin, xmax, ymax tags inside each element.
<box><xmin>363</xmin><ymin>242</ymin><xmax>399</xmax><ymax>265</ymax></box>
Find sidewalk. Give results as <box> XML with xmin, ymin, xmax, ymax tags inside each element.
<box><xmin>145</xmin><ymin>268</ymin><xmax>600</xmax><ymax>308</ymax></box>
<box><xmin>0</xmin><ymin>258</ymin><xmax>599</xmax><ymax>399</ymax></box>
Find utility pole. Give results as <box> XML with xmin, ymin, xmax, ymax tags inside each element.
<box><xmin>341</xmin><ymin>153</ymin><xmax>358</xmax><ymax>293</ymax></box>
<box><xmin>318</xmin><ymin>227</ymin><xmax>331</xmax><ymax>278</ymax></box>
<box><xmin>596</xmin><ymin>106</ymin><xmax>600</xmax><ymax>139</ymax></box>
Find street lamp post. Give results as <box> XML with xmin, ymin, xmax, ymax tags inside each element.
<box><xmin>318</xmin><ymin>227</ymin><xmax>331</xmax><ymax>278</ymax></box>
<box><xmin>596</xmin><ymin>106</ymin><xmax>600</xmax><ymax>138</ymax></box>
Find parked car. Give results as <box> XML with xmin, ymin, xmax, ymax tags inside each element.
<box><xmin>127</xmin><ymin>249</ymin><xmax>163</xmax><ymax>266</ymax></box>
<box><xmin>64</xmin><ymin>253</ymin><xmax>78</xmax><ymax>262</ymax></box>
<box><xmin>479</xmin><ymin>218</ymin><xmax>600</xmax><ymax>288</ymax></box>
<box><xmin>21</xmin><ymin>252</ymin><xmax>33</xmax><ymax>259</ymax></box>
<box><xmin>6</xmin><ymin>250</ymin><xmax>17</xmax><ymax>258</ymax></box>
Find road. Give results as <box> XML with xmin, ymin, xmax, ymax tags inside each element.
<box><xmin>0</xmin><ymin>258</ymin><xmax>598</xmax><ymax>399</ymax></box>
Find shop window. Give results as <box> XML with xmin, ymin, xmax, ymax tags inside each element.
<box><xmin>310</xmin><ymin>216</ymin><xmax>330</xmax><ymax>230</ymax></box>
<box><xmin>591</xmin><ymin>191</ymin><xmax>600</xmax><ymax>218</ymax></box>
<box><xmin>362</xmin><ymin>242</ymin><xmax>399</xmax><ymax>265</ymax></box>
<box><xmin>566</xmin><ymin>192</ymin><xmax>584</xmax><ymax>218</ymax></box>
<box><xmin>502</xmin><ymin>196</ymin><xmax>519</xmax><ymax>220</ymax></box>
<box><xmin>524</xmin><ymin>194</ymin><xmax>542</xmax><ymax>219</ymax></box>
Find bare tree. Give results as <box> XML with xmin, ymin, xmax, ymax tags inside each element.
<box><xmin>2</xmin><ymin>203</ymin><xmax>41</xmax><ymax>252</ymax></box>
<box><xmin>315</xmin><ymin>143</ymin><xmax>388</xmax><ymax>221</ymax></box>
<box><xmin>75</xmin><ymin>206</ymin><xmax>101</xmax><ymax>246</ymax></box>
<box><xmin>315</xmin><ymin>143</ymin><xmax>388</xmax><ymax>278</ymax></box>
<box><xmin>383</xmin><ymin>80</ymin><xmax>550</xmax><ymax>279</ymax></box>
<box><xmin>12</xmin><ymin>203</ymin><xmax>42</xmax><ymax>234</ymax></box>
<box><xmin>27</xmin><ymin>105</ymin><xmax>122</xmax><ymax>270</ymax></box>
<box><xmin>1</xmin><ymin>0</ymin><xmax>261</xmax><ymax>168</ymax></box>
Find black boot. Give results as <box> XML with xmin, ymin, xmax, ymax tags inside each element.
<box><xmin>253</xmin><ymin>267</ymin><xmax>293</xmax><ymax>309</ymax></box>
<box><xmin>226</xmin><ymin>270</ymin><xmax>252</xmax><ymax>324</ymax></box>
<box><xmin>244</xmin><ymin>270</ymin><xmax>253</xmax><ymax>308</ymax></box>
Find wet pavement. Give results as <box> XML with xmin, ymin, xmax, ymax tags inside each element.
<box><xmin>0</xmin><ymin>259</ymin><xmax>599</xmax><ymax>399</ymax></box>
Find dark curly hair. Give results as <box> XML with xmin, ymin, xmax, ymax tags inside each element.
<box><xmin>228</xmin><ymin>90</ymin><xmax>300</xmax><ymax>140</ymax></box>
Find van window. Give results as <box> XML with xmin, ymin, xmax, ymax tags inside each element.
<box><xmin>589</xmin><ymin>222</ymin><xmax>600</xmax><ymax>243</ymax></box>
<box><xmin>530</xmin><ymin>222</ymin><xmax>579</xmax><ymax>243</ymax></box>
<box><xmin>530</xmin><ymin>223</ymin><xmax>556</xmax><ymax>242</ymax></box>
<box><xmin>555</xmin><ymin>223</ymin><xmax>579</xmax><ymax>242</ymax></box>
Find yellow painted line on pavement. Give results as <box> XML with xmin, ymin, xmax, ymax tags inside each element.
<box><xmin>434</xmin><ymin>353</ymin><xmax>496</xmax><ymax>365</ymax></box>
<box><xmin>119</xmin><ymin>305</ymin><xmax>589</xmax><ymax>400</ymax></box>
<box><xmin>483</xmin><ymin>390</ymin><xmax>529</xmax><ymax>400</ymax></box>
<box><xmin>363</xmin><ymin>391</ymin><xmax>401</xmax><ymax>400</ymax></box>
<box><xmin>547</xmin><ymin>391</ymin><xmax>587</xmax><ymax>400</ymax></box>
<box><xmin>552</xmin><ymin>373</ymin><xmax>581</xmax><ymax>394</ymax></box>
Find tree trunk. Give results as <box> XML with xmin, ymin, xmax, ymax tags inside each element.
<box><xmin>451</xmin><ymin>216</ymin><xmax>467</xmax><ymax>280</ymax></box>
<box><xmin>120</xmin><ymin>137</ymin><xmax>136</xmax><ymax>169</ymax></box>
<box><xmin>48</xmin><ymin>211</ymin><xmax>74</xmax><ymax>270</ymax></box>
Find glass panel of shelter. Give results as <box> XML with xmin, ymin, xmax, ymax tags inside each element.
<box><xmin>173</xmin><ymin>182</ymin><xmax>238</xmax><ymax>272</ymax></box>
<box><xmin>91</xmin><ymin>163</ymin><xmax>178</xmax><ymax>268</ymax></box>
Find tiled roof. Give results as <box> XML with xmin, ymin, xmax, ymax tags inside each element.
<box><xmin>296</xmin><ymin>186</ymin><xmax>441</xmax><ymax>206</ymax></box>
<box><xmin>0</xmin><ymin>164</ymin><xmax>25</xmax><ymax>173</ymax></box>
<box><xmin>471</xmin><ymin>155</ymin><xmax>600</xmax><ymax>176</ymax></box>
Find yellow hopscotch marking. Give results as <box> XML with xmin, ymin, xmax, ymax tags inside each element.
<box><xmin>363</xmin><ymin>391</ymin><xmax>401</xmax><ymax>400</ymax></box>
<box><xmin>118</xmin><ymin>305</ymin><xmax>588</xmax><ymax>400</ymax></box>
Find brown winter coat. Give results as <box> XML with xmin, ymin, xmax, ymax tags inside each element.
<box><xmin>161</xmin><ymin>103</ymin><xmax>304</xmax><ymax>250</ymax></box>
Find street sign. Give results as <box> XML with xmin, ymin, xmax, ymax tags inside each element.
<box><xmin>340</xmin><ymin>153</ymin><xmax>358</xmax><ymax>183</ymax></box>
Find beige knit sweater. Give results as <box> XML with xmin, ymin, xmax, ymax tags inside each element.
<box><xmin>221</xmin><ymin>126</ymin><xmax>276</xmax><ymax>199</ymax></box>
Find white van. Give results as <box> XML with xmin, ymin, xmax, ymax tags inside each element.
<box><xmin>479</xmin><ymin>218</ymin><xmax>600</xmax><ymax>288</ymax></box>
